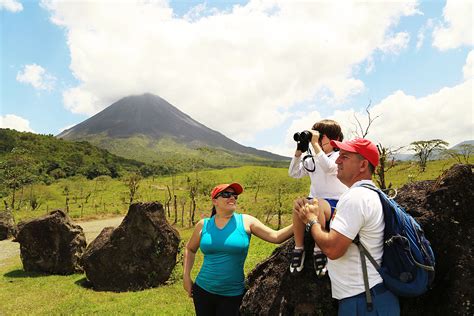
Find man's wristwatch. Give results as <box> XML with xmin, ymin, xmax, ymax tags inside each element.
<box><xmin>305</xmin><ymin>218</ymin><xmax>319</xmax><ymax>232</ymax></box>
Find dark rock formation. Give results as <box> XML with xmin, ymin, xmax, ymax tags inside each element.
<box><xmin>0</xmin><ymin>210</ymin><xmax>16</xmax><ymax>240</ymax></box>
<box><xmin>241</xmin><ymin>235</ymin><xmax>336</xmax><ymax>315</ymax></box>
<box><xmin>241</xmin><ymin>164</ymin><xmax>473</xmax><ymax>316</ymax></box>
<box><xmin>396</xmin><ymin>164</ymin><xmax>474</xmax><ymax>316</ymax></box>
<box><xmin>81</xmin><ymin>202</ymin><xmax>180</xmax><ymax>292</ymax></box>
<box><xmin>15</xmin><ymin>210</ymin><xmax>86</xmax><ymax>274</ymax></box>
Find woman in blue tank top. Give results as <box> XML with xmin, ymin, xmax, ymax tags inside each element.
<box><xmin>183</xmin><ymin>182</ymin><xmax>294</xmax><ymax>316</ymax></box>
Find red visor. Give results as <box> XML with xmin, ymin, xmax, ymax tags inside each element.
<box><xmin>211</xmin><ymin>183</ymin><xmax>244</xmax><ymax>199</ymax></box>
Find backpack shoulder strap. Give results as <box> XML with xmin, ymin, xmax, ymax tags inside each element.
<box><xmin>360</xmin><ymin>182</ymin><xmax>380</xmax><ymax>193</ymax></box>
<box><xmin>354</xmin><ymin>238</ymin><xmax>376</xmax><ymax>312</ymax></box>
<box><xmin>360</xmin><ymin>183</ymin><xmax>392</xmax><ymax>203</ymax></box>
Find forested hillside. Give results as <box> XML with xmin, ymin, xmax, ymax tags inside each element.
<box><xmin>0</xmin><ymin>129</ymin><xmax>147</xmax><ymax>188</ymax></box>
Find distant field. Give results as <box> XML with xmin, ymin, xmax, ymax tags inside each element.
<box><xmin>2</xmin><ymin>157</ymin><xmax>470</xmax><ymax>223</ymax></box>
<box><xmin>2</xmin><ymin>165</ymin><xmax>308</xmax><ymax>224</ymax></box>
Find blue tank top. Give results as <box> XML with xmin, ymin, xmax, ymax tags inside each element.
<box><xmin>195</xmin><ymin>213</ymin><xmax>251</xmax><ymax>296</ymax></box>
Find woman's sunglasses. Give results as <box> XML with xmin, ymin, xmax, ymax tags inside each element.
<box><xmin>217</xmin><ymin>192</ymin><xmax>239</xmax><ymax>199</ymax></box>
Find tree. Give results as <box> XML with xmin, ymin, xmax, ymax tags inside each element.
<box><xmin>85</xmin><ymin>163</ymin><xmax>111</xmax><ymax>179</ymax></box>
<box><xmin>179</xmin><ymin>196</ymin><xmax>187</xmax><ymax>227</ymax></box>
<box><xmin>0</xmin><ymin>148</ymin><xmax>36</xmax><ymax>209</ymax></box>
<box><xmin>126</xmin><ymin>173</ymin><xmax>142</xmax><ymax>205</ymax></box>
<box><xmin>186</xmin><ymin>175</ymin><xmax>198</xmax><ymax>226</ymax></box>
<box><xmin>443</xmin><ymin>144</ymin><xmax>473</xmax><ymax>164</ymax></box>
<box><xmin>351</xmin><ymin>102</ymin><xmax>380</xmax><ymax>138</ymax></box>
<box><xmin>351</xmin><ymin>103</ymin><xmax>399</xmax><ymax>190</ymax></box>
<box><xmin>375</xmin><ymin>144</ymin><xmax>403</xmax><ymax>190</ymax></box>
<box><xmin>244</xmin><ymin>169</ymin><xmax>268</xmax><ymax>203</ymax></box>
<box><xmin>165</xmin><ymin>185</ymin><xmax>172</xmax><ymax>218</ymax></box>
<box><xmin>410</xmin><ymin>139</ymin><xmax>449</xmax><ymax>172</ymax></box>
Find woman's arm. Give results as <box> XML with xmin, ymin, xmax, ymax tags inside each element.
<box><xmin>183</xmin><ymin>219</ymin><xmax>204</xmax><ymax>297</ymax></box>
<box><xmin>244</xmin><ymin>214</ymin><xmax>293</xmax><ymax>244</ymax></box>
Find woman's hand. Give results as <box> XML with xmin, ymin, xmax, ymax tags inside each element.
<box><xmin>183</xmin><ymin>275</ymin><xmax>193</xmax><ymax>297</ymax></box>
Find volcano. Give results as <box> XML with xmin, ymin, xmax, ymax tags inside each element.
<box><xmin>58</xmin><ymin>93</ymin><xmax>287</xmax><ymax>163</ymax></box>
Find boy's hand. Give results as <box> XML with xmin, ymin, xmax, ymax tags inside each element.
<box><xmin>310</xmin><ymin>130</ymin><xmax>320</xmax><ymax>144</ymax></box>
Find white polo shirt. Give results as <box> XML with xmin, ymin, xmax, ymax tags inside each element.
<box><xmin>327</xmin><ymin>180</ymin><xmax>384</xmax><ymax>300</ymax></box>
<box><xmin>288</xmin><ymin>151</ymin><xmax>347</xmax><ymax>199</ymax></box>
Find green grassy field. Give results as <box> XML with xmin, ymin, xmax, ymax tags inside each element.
<box><xmin>0</xmin><ymin>158</ymin><xmax>471</xmax><ymax>315</ymax></box>
<box><xmin>0</xmin><ymin>228</ymin><xmax>279</xmax><ymax>315</ymax></box>
<box><xmin>4</xmin><ymin>165</ymin><xmax>310</xmax><ymax>224</ymax></box>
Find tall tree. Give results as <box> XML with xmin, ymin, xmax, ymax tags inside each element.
<box><xmin>375</xmin><ymin>144</ymin><xmax>403</xmax><ymax>190</ymax></box>
<box><xmin>410</xmin><ymin>139</ymin><xmax>449</xmax><ymax>172</ymax></box>
<box><xmin>186</xmin><ymin>175</ymin><xmax>198</xmax><ymax>226</ymax></box>
<box><xmin>0</xmin><ymin>148</ymin><xmax>36</xmax><ymax>209</ymax></box>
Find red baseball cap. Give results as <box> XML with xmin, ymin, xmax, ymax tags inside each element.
<box><xmin>211</xmin><ymin>183</ymin><xmax>244</xmax><ymax>199</ymax></box>
<box><xmin>330</xmin><ymin>138</ymin><xmax>379</xmax><ymax>167</ymax></box>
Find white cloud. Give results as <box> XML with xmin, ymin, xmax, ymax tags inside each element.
<box><xmin>0</xmin><ymin>114</ymin><xmax>34</xmax><ymax>132</ymax></box>
<box><xmin>63</xmin><ymin>87</ymin><xmax>99</xmax><ymax>114</ymax></box>
<box><xmin>432</xmin><ymin>0</ymin><xmax>473</xmax><ymax>50</ymax></box>
<box><xmin>463</xmin><ymin>50</ymin><xmax>473</xmax><ymax>80</ymax></box>
<box><xmin>41</xmin><ymin>0</ymin><xmax>419</xmax><ymax>143</ymax></box>
<box><xmin>272</xmin><ymin>51</ymin><xmax>474</xmax><ymax>157</ymax></box>
<box><xmin>16</xmin><ymin>64</ymin><xmax>56</xmax><ymax>91</ymax></box>
<box><xmin>416</xmin><ymin>19</ymin><xmax>433</xmax><ymax>50</ymax></box>
<box><xmin>378</xmin><ymin>32</ymin><xmax>410</xmax><ymax>54</ymax></box>
<box><xmin>0</xmin><ymin>0</ymin><xmax>23</xmax><ymax>12</ymax></box>
<box><xmin>330</xmin><ymin>79</ymin><xmax>473</xmax><ymax>153</ymax></box>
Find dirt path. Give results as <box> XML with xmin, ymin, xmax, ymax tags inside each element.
<box><xmin>0</xmin><ymin>216</ymin><xmax>124</xmax><ymax>267</ymax></box>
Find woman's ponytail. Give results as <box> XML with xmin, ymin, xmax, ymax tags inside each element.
<box><xmin>210</xmin><ymin>206</ymin><xmax>216</xmax><ymax>217</ymax></box>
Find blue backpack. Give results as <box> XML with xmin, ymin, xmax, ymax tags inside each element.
<box><xmin>354</xmin><ymin>184</ymin><xmax>435</xmax><ymax>311</ymax></box>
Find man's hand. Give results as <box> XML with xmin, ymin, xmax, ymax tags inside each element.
<box><xmin>294</xmin><ymin>198</ymin><xmax>319</xmax><ymax>224</ymax></box>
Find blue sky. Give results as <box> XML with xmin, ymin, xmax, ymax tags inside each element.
<box><xmin>1</xmin><ymin>0</ymin><xmax>472</xmax><ymax>156</ymax></box>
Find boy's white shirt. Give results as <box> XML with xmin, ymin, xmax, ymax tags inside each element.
<box><xmin>288</xmin><ymin>150</ymin><xmax>347</xmax><ymax>199</ymax></box>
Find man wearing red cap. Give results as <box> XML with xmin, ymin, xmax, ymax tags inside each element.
<box><xmin>294</xmin><ymin>138</ymin><xmax>400</xmax><ymax>315</ymax></box>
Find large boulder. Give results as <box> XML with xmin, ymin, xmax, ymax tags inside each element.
<box><xmin>395</xmin><ymin>164</ymin><xmax>474</xmax><ymax>316</ymax></box>
<box><xmin>81</xmin><ymin>202</ymin><xmax>180</xmax><ymax>292</ymax></box>
<box><xmin>241</xmin><ymin>235</ymin><xmax>335</xmax><ymax>315</ymax></box>
<box><xmin>241</xmin><ymin>164</ymin><xmax>473</xmax><ymax>316</ymax></box>
<box><xmin>0</xmin><ymin>210</ymin><xmax>16</xmax><ymax>240</ymax></box>
<box><xmin>15</xmin><ymin>210</ymin><xmax>86</xmax><ymax>274</ymax></box>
